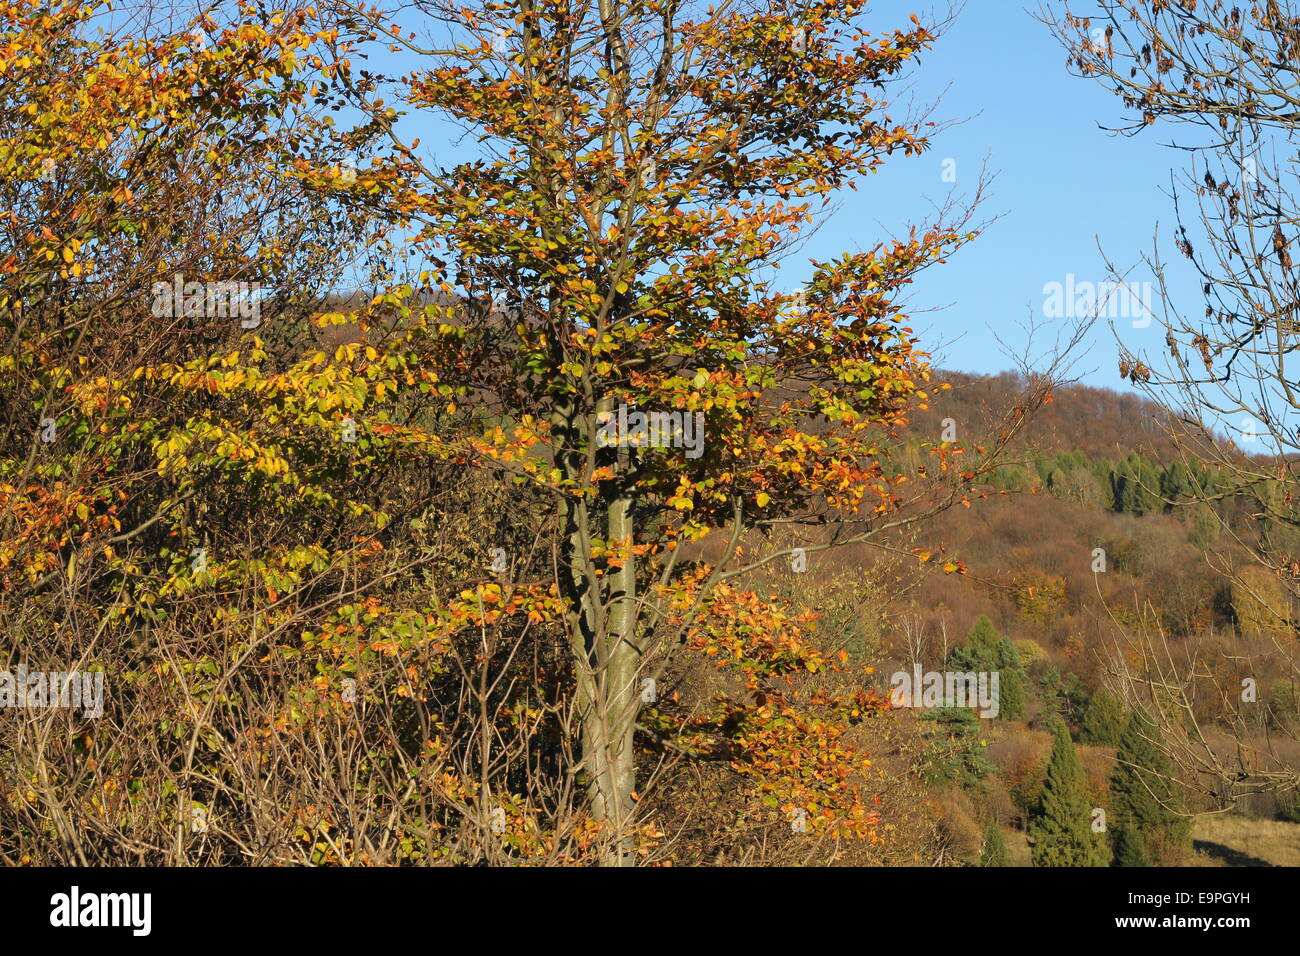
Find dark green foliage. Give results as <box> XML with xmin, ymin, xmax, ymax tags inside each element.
<box><xmin>1081</xmin><ymin>689</ymin><xmax>1128</xmax><ymax>746</ymax></box>
<box><xmin>1112</xmin><ymin>452</ymin><xmax>1164</xmax><ymax>516</ymax></box>
<box><xmin>1159</xmin><ymin>461</ymin><xmax>1197</xmax><ymax>505</ymax></box>
<box><xmin>918</xmin><ymin>706</ymin><xmax>996</xmax><ymax>786</ymax></box>
<box><xmin>1033</xmin><ymin>664</ymin><xmax>1089</xmax><ymax>729</ymax></box>
<box><xmin>1028</xmin><ymin>722</ymin><xmax>1110</xmax><ymax>867</ymax></box>
<box><xmin>998</xmin><ymin>665</ymin><xmax>1026</xmax><ymax>721</ymax></box>
<box><xmin>1108</xmin><ymin>710</ymin><xmax>1191</xmax><ymax>866</ymax></box>
<box><xmin>952</xmin><ymin>615</ymin><xmax>1001</xmax><ymax>664</ymax></box>
<box><xmin>1112</xmin><ymin>826</ymin><xmax>1149</xmax><ymax>866</ymax></box>
<box><xmin>979</xmin><ymin>820</ymin><xmax>1011</xmax><ymax>866</ymax></box>
<box><xmin>948</xmin><ymin>616</ymin><xmax>1027</xmax><ymax>720</ymax></box>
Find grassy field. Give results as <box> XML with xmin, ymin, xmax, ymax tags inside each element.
<box><xmin>1191</xmin><ymin>816</ymin><xmax>1300</xmax><ymax>867</ymax></box>
<box><xmin>993</xmin><ymin>816</ymin><xmax>1300</xmax><ymax>866</ymax></box>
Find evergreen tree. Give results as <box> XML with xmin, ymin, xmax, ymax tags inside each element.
<box><xmin>994</xmin><ymin>635</ymin><xmax>1021</xmax><ymax>670</ymax></box>
<box><xmin>948</xmin><ymin>616</ymin><xmax>1027</xmax><ymax>720</ymax></box>
<box><xmin>955</xmin><ymin>615</ymin><xmax>1001</xmax><ymax>663</ymax></box>
<box><xmin>979</xmin><ymin>820</ymin><xmax>1011</xmax><ymax>867</ymax></box>
<box><xmin>1109</xmin><ymin>710</ymin><xmax>1191</xmax><ymax>866</ymax></box>
<box><xmin>1113</xmin><ymin>454</ymin><xmax>1163</xmax><ymax>516</ymax></box>
<box><xmin>1028</xmin><ymin>722</ymin><xmax>1110</xmax><ymax>867</ymax></box>
<box><xmin>1081</xmin><ymin>689</ymin><xmax>1128</xmax><ymax>746</ymax></box>
<box><xmin>997</xmin><ymin>664</ymin><xmax>1026</xmax><ymax>720</ymax></box>
<box><xmin>1108</xmin><ymin>462</ymin><xmax>1126</xmax><ymax>512</ymax></box>
<box><xmin>1046</xmin><ymin>466</ymin><xmax>1068</xmax><ymax>499</ymax></box>
<box><xmin>1035</xmin><ymin>666</ymin><xmax>1089</xmax><ymax>729</ymax></box>
<box><xmin>1140</xmin><ymin>457</ymin><xmax>1167</xmax><ymax>513</ymax></box>
<box><xmin>1093</xmin><ymin>459</ymin><xmax>1116</xmax><ymax>503</ymax></box>
<box><xmin>1160</xmin><ymin>461</ymin><xmax>1195</xmax><ymax>505</ymax></box>
<box><xmin>1112</xmin><ymin>826</ymin><xmax>1149</xmax><ymax>867</ymax></box>
<box><xmin>917</xmin><ymin>707</ymin><xmax>996</xmax><ymax>786</ymax></box>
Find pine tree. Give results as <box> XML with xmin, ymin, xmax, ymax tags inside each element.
<box><xmin>979</xmin><ymin>820</ymin><xmax>1011</xmax><ymax>867</ymax></box>
<box><xmin>1029</xmin><ymin>722</ymin><xmax>1110</xmax><ymax>866</ymax></box>
<box><xmin>1113</xmin><ymin>454</ymin><xmax>1163</xmax><ymax>516</ymax></box>
<box><xmin>958</xmin><ymin>615</ymin><xmax>1002</xmax><ymax>662</ymax></box>
<box><xmin>1081</xmin><ymin>689</ymin><xmax>1128</xmax><ymax>746</ymax></box>
<box><xmin>997</xmin><ymin>665</ymin><xmax>1026</xmax><ymax>720</ymax></box>
<box><xmin>1112</xmin><ymin>826</ymin><xmax>1149</xmax><ymax>867</ymax></box>
<box><xmin>993</xmin><ymin>637</ymin><xmax>1025</xmax><ymax>718</ymax></box>
<box><xmin>948</xmin><ymin>617</ymin><xmax>1026</xmax><ymax>720</ymax></box>
<box><xmin>1138</xmin><ymin>457</ymin><xmax>1166</xmax><ymax>514</ymax></box>
<box><xmin>1160</xmin><ymin>461</ymin><xmax>1195</xmax><ymax>505</ymax></box>
<box><xmin>1109</xmin><ymin>710</ymin><xmax>1191</xmax><ymax>866</ymax></box>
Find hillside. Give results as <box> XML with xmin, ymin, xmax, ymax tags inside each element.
<box><xmin>837</xmin><ymin>371</ymin><xmax>1300</xmax><ymax>864</ymax></box>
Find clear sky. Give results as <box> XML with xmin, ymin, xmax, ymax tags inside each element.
<box><xmin>786</xmin><ymin>1</ymin><xmax>1199</xmax><ymax>391</ymax></box>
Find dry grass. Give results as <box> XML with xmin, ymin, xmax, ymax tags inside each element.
<box><xmin>1005</xmin><ymin>828</ymin><xmax>1033</xmax><ymax>867</ymax></box>
<box><xmin>1191</xmin><ymin>815</ymin><xmax>1300</xmax><ymax>867</ymax></box>
<box><xmin>982</xmin><ymin>815</ymin><xmax>1300</xmax><ymax>867</ymax></box>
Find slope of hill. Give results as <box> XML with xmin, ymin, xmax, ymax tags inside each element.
<box><xmin>830</xmin><ymin>370</ymin><xmax>1300</xmax><ymax>864</ymax></box>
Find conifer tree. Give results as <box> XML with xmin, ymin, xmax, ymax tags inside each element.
<box><xmin>1029</xmin><ymin>722</ymin><xmax>1110</xmax><ymax>866</ymax></box>
<box><xmin>994</xmin><ymin>636</ymin><xmax>1025</xmax><ymax>720</ymax></box>
<box><xmin>949</xmin><ymin>616</ymin><xmax>1025</xmax><ymax>720</ymax></box>
<box><xmin>979</xmin><ymin>820</ymin><xmax>1011</xmax><ymax>867</ymax></box>
<box><xmin>1109</xmin><ymin>710</ymin><xmax>1191</xmax><ymax>866</ymax></box>
<box><xmin>956</xmin><ymin>615</ymin><xmax>1001</xmax><ymax>661</ymax></box>
<box><xmin>1081</xmin><ymin>689</ymin><xmax>1128</xmax><ymax>746</ymax></box>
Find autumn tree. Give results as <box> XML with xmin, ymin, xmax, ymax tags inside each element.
<box><xmin>318</xmin><ymin>0</ymin><xmax>1076</xmax><ymax>863</ymax></box>
<box><xmin>1231</xmin><ymin>564</ymin><xmax>1292</xmax><ymax>641</ymax></box>
<box><xmin>0</xmin><ymin>0</ymin><xmax>397</xmax><ymax>865</ymax></box>
<box><xmin>0</xmin><ymin>0</ymin><xmax>1072</xmax><ymax>867</ymax></box>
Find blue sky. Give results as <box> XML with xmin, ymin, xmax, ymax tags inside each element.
<box><xmin>785</xmin><ymin>1</ymin><xmax>1196</xmax><ymax>391</ymax></box>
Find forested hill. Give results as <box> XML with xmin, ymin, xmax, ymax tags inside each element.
<box><xmin>859</xmin><ymin>370</ymin><xmax>1300</xmax><ymax>865</ymax></box>
<box><xmin>917</xmin><ymin>370</ymin><xmax>1179</xmax><ymax>462</ymax></box>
